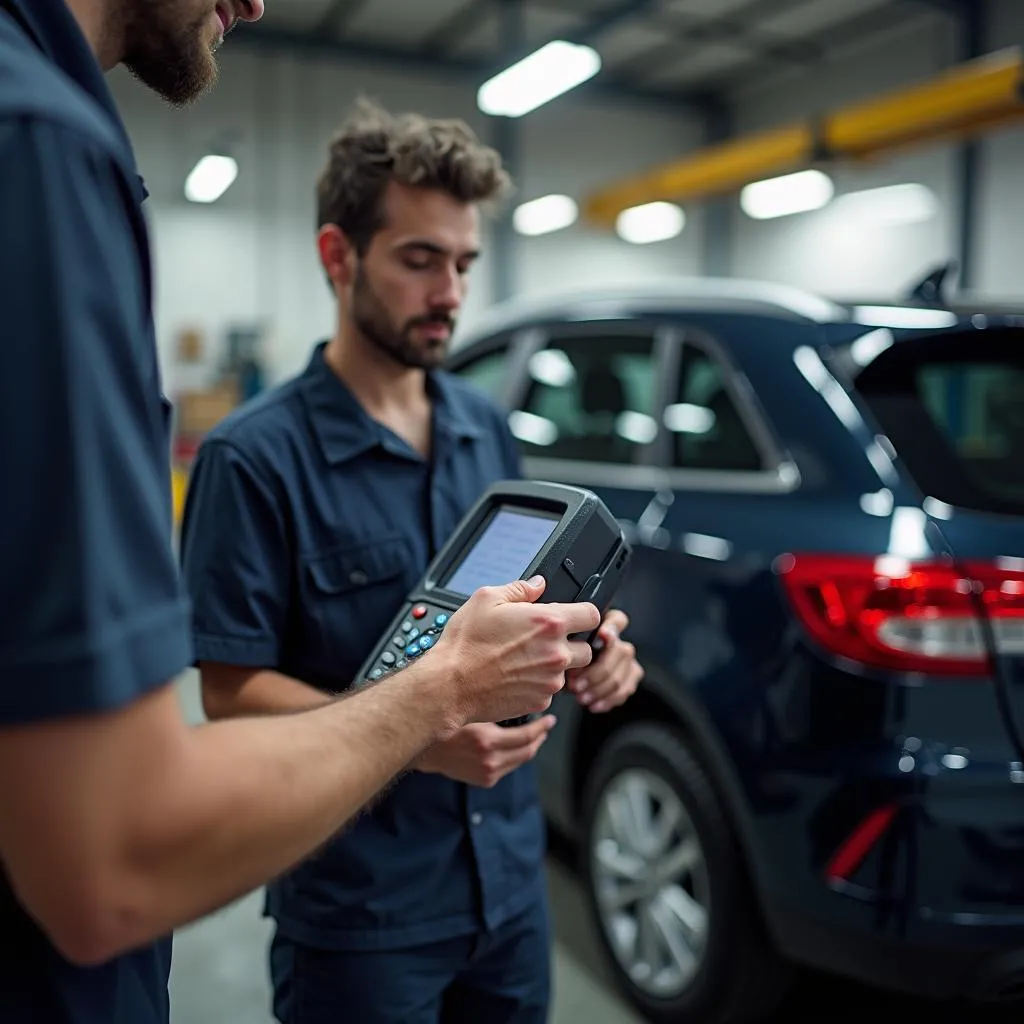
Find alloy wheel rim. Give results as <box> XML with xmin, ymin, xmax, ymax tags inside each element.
<box><xmin>590</xmin><ymin>767</ymin><xmax>711</xmax><ymax>999</ymax></box>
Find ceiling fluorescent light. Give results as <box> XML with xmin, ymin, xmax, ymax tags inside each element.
<box><xmin>477</xmin><ymin>40</ymin><xmax>601</xmax><ymax>117</ymax></box>
<box><xmin>741</xmin><ymin>168</ymin><xmax>834</xmax><ymax>220</ymax></box>
<box><xmin>834</xmin><ymin>183</ymin><xmax>938</xmax><ymax>225</ymax></box>
<box><xmin>513</xmin><ymin>194</ymin><xmax>578</xmax><ymax>236</ymax></box>
<box><xmin>185</xmin><ymin>154</ymin><xmax>238</xmax><ymax>204</ymax></box>
<box><xmin>616</xmin><ymin>201</ymin><xmax>685</xmax><ymax>245</ymax></box>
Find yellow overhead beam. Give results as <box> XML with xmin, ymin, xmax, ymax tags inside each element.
<box><xmin>583</xmin><ymin>46</ymin><xmax>1024</xmax><ymax>228</ymax></box>
<box><xmin>826</xmin><ymin>47</ymin><xmax>1024</xmax><ymax>157</ymax></box>
<box><xmin>584</xmin><ymin>123</ymin><xmax>812</xmax><ymax>226</ymax></box>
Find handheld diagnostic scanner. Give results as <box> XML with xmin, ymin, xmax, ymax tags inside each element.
<box><xmin>354</xmin><ymin>480</ymin><xmax>632</xmax><ymax>724</ymax></box>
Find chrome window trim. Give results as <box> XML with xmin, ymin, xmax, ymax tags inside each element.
<box><xmin>523</xmin><ymin>457</ymin><xmax>801</xmax><ymax>495</ymax></box>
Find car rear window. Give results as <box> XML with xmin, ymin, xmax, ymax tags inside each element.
<box><xmin>849</xmin><ymin>327</ymin><xmax>1024</xmax><ymax>517</ymax></box>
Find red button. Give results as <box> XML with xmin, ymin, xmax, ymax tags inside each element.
<box><xmin>412</xmin><ymin>604</ymin><xmax>428</xmax><ymax>619</ymax></box>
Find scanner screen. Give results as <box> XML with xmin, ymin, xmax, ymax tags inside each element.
<box><xmin>445</xmin><ymin>507</ymin><xmax>558</xmax><ymax>597</ymax></box>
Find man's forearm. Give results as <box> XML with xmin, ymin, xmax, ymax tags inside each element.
<box><xmin>201</xmin><ymin>666</ymin><xmax>333</xmax><ymax>719</ymax></box>
<box><xmin>108</xmin><ymin>659</ymin><xmax>457</xmax><ymax>961</ymax></box>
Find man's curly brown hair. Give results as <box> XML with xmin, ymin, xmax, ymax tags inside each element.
<box><xmin>316</xmin><ymin>97</ymin><xmax>513</xmax><ymax>254</ymax></box>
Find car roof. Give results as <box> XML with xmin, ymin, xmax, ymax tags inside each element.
<box><xmin>451</xmin><ymin>276</ymin><xmax>1024</xmax><ymax>355</ymax></box>
<box><xmin>453</xmin><ymin>276</ymin><xmax>851</xmax><ymax>351</ymax></box>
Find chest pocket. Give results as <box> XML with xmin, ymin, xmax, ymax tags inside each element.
<box><xmin>302</xmin><ymin>535</ymin><xmax>413</xmax><ymax>682</ymax></box>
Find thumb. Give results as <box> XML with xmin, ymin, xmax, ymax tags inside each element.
<box><xmin>499</xmin><ymin>574</ymin><xmax>546</xmax><ymax>604</ymax></box>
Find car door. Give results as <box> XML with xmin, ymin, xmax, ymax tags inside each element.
<box><xmin>503</xmin><ymin>320</ymin><xmax>682</xmax><ymax>806</ymax></box>
<box><xmin>643</xmin><ymin>325</ymin><xmax>802</xmax><ymax>720</ymax></box>
<box><xmin>449</xmin><ymin>317</ymin><xmax>678</xmax><ymax>820</ymax></box>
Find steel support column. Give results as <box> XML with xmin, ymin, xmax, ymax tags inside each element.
<box><xmin>490</xmin><ymin>0</ymin><xmax>524</xmax><ymax>304</ymax></box>
<box><xmin>956</xmin><ymin>0</ymin><xmax>984</xmax><ymax>291</ymax></box>
<box><xmin>700</xmin><ymin>95</ymin><xmax>735</xmax><ymax>277</ymax></box>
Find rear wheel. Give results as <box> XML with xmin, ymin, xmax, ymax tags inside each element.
<box><xmin>580</xmin><ymin>722</ymin><xmax>790</xmax><ymax>1023</ymax></box>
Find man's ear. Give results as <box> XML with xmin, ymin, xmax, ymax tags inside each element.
<box><xmin>317</xmin><ymin>224</ymin><xmax>356</xmax><ymax>290</ymax></box>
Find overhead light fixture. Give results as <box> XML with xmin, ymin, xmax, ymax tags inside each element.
<box><xmin>477</xmin><ymin>40</ymin><xmax>601</xmax><ymax>118</ymax></box>
<box><xmin>616</xmin><ymin>201</ymin><xmax>685</xmax><ymax>245</ymax></box>
<box><xmin>185</xmin><ymin>154</ymin><xmax>238</xmax><ymax>204</ymax></box>
<box><xmin>741</xmin><ymin>168</ymin><xmax>834</xmax><ymax>220</ymax></box>
<box><xmin>834</xmin><ymin>183</ymin><xmax>938</xmax><ymax>225</ymax></box>
<box><xmin>513</xmin><ymin>194</ymin><xmax>578</xmax><ymax>236</ymax></box>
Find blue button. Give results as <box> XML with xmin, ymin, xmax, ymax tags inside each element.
<box><xmin>434</xmin><ymin>614</ymin><xmax>448</xmax><ymax>628</ymax></box>
<box><xmin>418</xmin><ymin>635</ymin><xmax>435</xmax><ymax>651</ymax></box>
<box><xmin>405</xmin><ymin>644</ymin><xmax>421</xmax><ymax>658</ymax></box>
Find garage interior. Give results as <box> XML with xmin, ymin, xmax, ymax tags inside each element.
<box><xmin>82</xmin><ymin>0</ymin><xmax>1024</xmax><ymax>1021</ymax></box>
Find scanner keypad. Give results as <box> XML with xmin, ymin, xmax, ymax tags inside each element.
<box><xmin>366</xmin><ymin>603</ymin><xmax>453</xmax><ymax>682</ymax></box>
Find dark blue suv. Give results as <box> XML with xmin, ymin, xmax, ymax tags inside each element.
<box><xmin>445</xmin><ymin>278</ymin><xmax>1024</xmax><ymax>1024</ymax></box>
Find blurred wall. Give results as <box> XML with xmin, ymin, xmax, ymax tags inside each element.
<box><xmin>110</xmin><ymin>0</ymin><xmax>1024</xmax><ymax>393</ymax></box>
<box><xmin>977</xmin><ymin>0</ymin><xmax>1024</xmax><ymax>297</ymax></box>
<box><xmin>726</xmin><ymin>0</ymin><xmax>1024</xmax><ymax>302</ymax></box>
<box><xmin>727</xmin><ymin>5</ymin><xmax>959</xmax><ymax>301</ymax></box>
<box><xmin>108</xmin><ymin>51</ymin><xmax>705</xmax><ymax>387</ymax></box>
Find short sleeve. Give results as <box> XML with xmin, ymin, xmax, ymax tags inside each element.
<box><xmin>179</xmin><ymin>438</ymin><xmax>291</xmax><ymax>668</ymax></box>
<box><xmin>0</xmin><ymin>120</ymin><xmax>191</xmax><ymax>724</ymax></box>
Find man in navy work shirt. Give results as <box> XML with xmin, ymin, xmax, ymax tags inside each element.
<box><xmin>179</xmin><ymin>99</ymin><xmax>645</xmax><ymax>1024</ymax></box>
<box><xmin>0</xmin><ymin>4</ymin><xmax>602</xmax><ymax>1022</ymax></box>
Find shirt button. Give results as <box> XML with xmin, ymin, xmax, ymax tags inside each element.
<box><xmin>470</xmin><ymin>812</ymin><xmax>483</xmax><ymax>826</ymax></box>
<box><xmin>349</xmin><ymin>569</ymin><xmax>368</xmax><ymax>586</ymax></box>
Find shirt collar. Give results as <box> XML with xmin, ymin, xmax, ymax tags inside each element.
<box><xmin>299</xmin><ymin>342</ymin><xmax>483</xmax><ymax>465</ymax></box>
<box><xmin>4</xmin><ymin>0</ymin><xmax>146</xmax><ymax>202</ymax></box>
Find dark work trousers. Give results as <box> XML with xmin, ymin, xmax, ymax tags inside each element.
<box><xmin>269</xmin><ymin>896</ymin><xmax>552</xmax><ymax>1024</ymax></box>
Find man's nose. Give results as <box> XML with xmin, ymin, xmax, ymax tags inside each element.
<box><xmin>432</xmin><ymin>267</ymin><xmax>463</xmax><ymax>310</ymax></box>
<box><xmin>238</xmin><ymin>0</ymin><xmax>265</xmax><ymax>23</ymax></box>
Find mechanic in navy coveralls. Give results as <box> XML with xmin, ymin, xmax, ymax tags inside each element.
<box><xmin>179</xmin><ymin>98</ymin><xmax>645</xmax><ymax>1024</ymax></box>
<box><xmin>0</xmin><ymin>3</ymin><xmax>606</xmax><ymax>1020</ymax></box>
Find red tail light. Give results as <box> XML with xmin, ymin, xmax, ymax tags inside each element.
<box><xmin>776</xmin><ymin>554</ymin><xmax>1024</xmax><ymax>676</ymax></box>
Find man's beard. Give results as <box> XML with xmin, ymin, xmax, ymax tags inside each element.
<box><xmin>121</xmin><ymin>2</ymin><xmax>219</xmax><ymax>106</ymax></box>
<box><xmin>352</xmin><ymin>266</ymin><xmax>455</xmax><ymax>372</ymax></box>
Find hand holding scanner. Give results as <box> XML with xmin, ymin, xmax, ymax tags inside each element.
<box><xmin>354</xmin><ymin>480</ymin><xmax>632</xmax><ymax>724</ymax></box>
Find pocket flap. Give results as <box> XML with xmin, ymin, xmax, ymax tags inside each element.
<box><xmin>306</xmin><ymin>536</ymin><xmax>408</xmax><ymax>596</ymax></box>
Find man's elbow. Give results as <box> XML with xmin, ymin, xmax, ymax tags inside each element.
<box><xmin>197</xmin><ymin>663</ymin><xmax>249</xmax><ymax>721</ymax></box>
<box><xmin>200</xmin><ymin>684</ymin><xmax>228</xmax><ymax>722</ymax></box>
<box><xmin>17</xmin><ymin>871</ymin><xmax>155</xmax><ymax>967</ymax></box>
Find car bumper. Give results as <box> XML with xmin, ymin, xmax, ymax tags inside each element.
<box><xmin>753</xmin><ymin>741</ymin><xmax>1024</xmax><ymax>1000</ymax></box>
<box><xmin>769</xmin><ymin>895</ymin><xmax>1024</xmax><ymax>1002</ymax></box>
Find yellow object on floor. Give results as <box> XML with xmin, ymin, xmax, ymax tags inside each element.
<box><xmin>171</xmin><ymin>467</ymin><xmax>188</xmax><ymax>527</ymax></box>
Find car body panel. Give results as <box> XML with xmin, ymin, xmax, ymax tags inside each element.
<box><xmin>445</xmin><ymin>280</ymin><xmax>1024</xmax><ymax>1002</ymax></box>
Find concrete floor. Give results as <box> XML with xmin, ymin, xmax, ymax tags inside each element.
<box><xmin>170</xmin><ymin>673</ymin><xmax>1018</xmax><ymax>1024</ymax></box>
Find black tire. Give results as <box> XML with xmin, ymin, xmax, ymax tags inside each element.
<box><xmin>580</xmin><ymin>722</ymin><xmax>791</xmax><ymax>1024</ymax></box>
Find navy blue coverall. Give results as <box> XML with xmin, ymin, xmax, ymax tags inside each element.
<box><xmin>180</xmin><ymin>342</ymin><xmax>553</xmax><ymax>1023</ymax></box>
<box><xmin>0</xmin><ymin>0</ymin><xmax>192</xmax><ymax>1019</ymax></box>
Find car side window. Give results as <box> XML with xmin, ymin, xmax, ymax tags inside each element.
<box><xmin>670</xmin><ymin>344</ymin><xmax>764</xmax><ymax>472</ymax></box>
<box><xmin>513</xmin><ymin>332</ymin><xmax>658</xmax><ymax>464</ymax></box>
<box><xmin>450</xmin><ymin>344</ymin><xmax>512</xmax><ymax>401</ymax></box>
